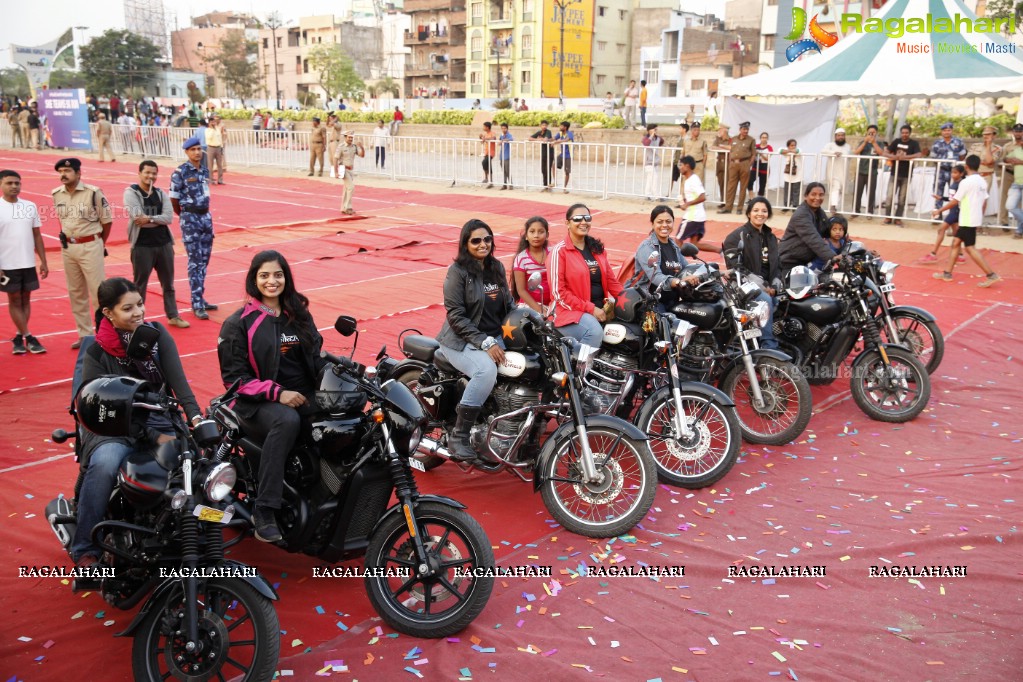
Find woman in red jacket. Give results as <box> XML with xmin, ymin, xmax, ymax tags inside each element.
<box><xmin>548</xmin><ymin>203</ymin><xmax>624</xmax><ymax>346</ymax></box>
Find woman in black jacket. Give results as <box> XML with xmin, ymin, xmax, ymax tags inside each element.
<box><xmin>778</xmin><ymin>182</ymin><xmax>836</xmax><ymax>271</ymax></box>
<box><xmin>436</xmin><ymin>219</ymin><xmax>515</xmax><ymax>461</ymax></box>
<box><xmin>217</xmin><ymin>250</ymin><xmax>326</xmax><ymax>542</ymax></box>
<box><xmin>722</xmin><ymin>197</ymin><xmax>781</xmax><ymax>349</ymax></box>
<box><xmin>73</xmin><ymin>277</ymin><xmax>201</xmax><ymax>568</ymax></box>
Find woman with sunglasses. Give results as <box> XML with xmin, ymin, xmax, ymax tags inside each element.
<box><xmin>549</xmin><ymin>203</ymin><xmax>624</xmax><ymax>346</ymax></box>
<box><xmin>436</xmin><ymin>219</ymin><xmax>515</xmax><ymax>461</ymax></box>
<box><xmin>633</xmin><ymin>205</ymin><xmax>700</xmax><ymax>312</ymax></box>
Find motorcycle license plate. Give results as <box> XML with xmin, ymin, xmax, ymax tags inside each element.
<box><xmin>409</xmin><ymin>457</ymin><xmax>426</xmax><ymax>472</ymax></box>
<box><xmin>194</xmin><ymin>504</ymin><xmax>233</xmax><ymax>524</ymax></box>
<box><xmin>740</xmin><ymin>328</ymin><xmax>762</xmax><ymax>340</ymax></box>
<box><xmin>879</xmin><ymin>283</ymin><xmax>896</xmax><ymax>293</ymax></box>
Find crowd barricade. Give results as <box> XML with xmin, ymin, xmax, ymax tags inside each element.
<box><xmin>1</xmin><ymin>123</ymin><xmax>1013</xmax><ymax>230</ymax></box>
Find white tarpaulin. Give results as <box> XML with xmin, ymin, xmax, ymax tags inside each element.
<box><xmin>722</xmin><ymin>0</ymin><xmax>1023</xmax><ymax>98</ymax></box>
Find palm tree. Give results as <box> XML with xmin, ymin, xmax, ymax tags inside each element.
<box><xmin>367</xmin><ymin>76</ymin><xmax>401</xmax><ymax>101</ymax></box>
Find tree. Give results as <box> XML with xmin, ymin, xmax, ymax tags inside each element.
<box><xmin>0</xmin><ymin>67</ymin><xmax>31</xmax><ymax>101</ymax></box>
<box><xmin>367</xmin><ymin>76</ymin><xmax>401</xmax><ymax>100</ymax></box>
<box><xmin>308</xmin><ymin>45</ymin><xmax>365</xmax><ymax>102</ymax></box>
<box><xmin>48</xmin><ymin>69</ymin><xmax>87</xmax><ymax>90</ymax></box>
<box><xmin>986</xmin><ymin>0</ymin><xmax>1023</xmax><ymax>33</ymax></box>
<box><xmin>79</xmin><ymin>29</ymin><xmax>161</xmax><ymax>94</ymax></box>
<box><xmin>202</xmin><ymin>31</ymin><xmax>261</xmax><ymax>105</ymax></box>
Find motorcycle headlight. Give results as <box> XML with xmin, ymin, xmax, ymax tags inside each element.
<box><xmin>672</xmin><ymin>318</ymin><xmax>696</xmax><ymax>347</ymax></box>
<box><xmin>203</xmin><ymin>462</ymin><xmax>236</xmax><ymax>502</ymax></box>
<box><xmin>386</xmin><ymin>409</ymin><xmax>419</xmax><ymax>457</ymax></box>
<box><xmin>575</xmin><ymin>343</ymin><xmax>597</xmax><ymax>377</ymax></box>
<box><xmin>750</xmin><ymin>301</ymin><xmax>770</xmax><ymax>328</ymax></box>
<box><xmin>879</xmin><ymin>261</ymin><xmax>899</xmax><ymax>283</ymax></box>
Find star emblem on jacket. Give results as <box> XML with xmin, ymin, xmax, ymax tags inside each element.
<box><xmin>501</xmin><ymin>319</ymin><xmax>517</xmax><ymax>339</ymax></box>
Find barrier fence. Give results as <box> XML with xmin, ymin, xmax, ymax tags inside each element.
<box><xmin>1</xmin><ymin>123</ymin><xmax>1015</xmax><ymax>230</ymax></box>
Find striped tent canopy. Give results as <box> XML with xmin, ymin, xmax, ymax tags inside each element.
<box><xmin>723</xmin><ymin>0</ymin><xmax>1023</xmax><ymax>98</ymax></box>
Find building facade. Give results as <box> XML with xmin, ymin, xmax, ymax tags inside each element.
<box><xmin>403</xmin><ymin>0</ymin><xmax>467</xmax><ymax>98</ymax></box>
<box><xmin>171</xmin><ymin>12</ymin><xmax>261</xmax><ymax>99</ymax></box>
<box><xmin>589</xmin><ymin>0</ymin><xmax>635</xmax><ymax>99</ymax></box>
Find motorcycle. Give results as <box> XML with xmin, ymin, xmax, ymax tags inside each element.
<box><xmin>45</xmin><ymin>326</ymin><xmax>280</xmax><ymax>681</ymax></box>
<box><xmin>384</xmin><ymin>299</ymin><xmax>657</xmax><ymax>539</ymax></box>
<box><xmin>773</xmin><ymin>243</ymin><xmax>932</xmax><ymax>422</ymax></box>
<box><xmin>206</xmin><ymin>315</ymin><xmax>494</xmax><ymax>638</ymax></box>
<box><xmin>580</xmin><ymin>252</ymin><xmax>741</xmax><ymax>488</ymax></box>
<box><xmin>666</xmin><ymin>249</ymin><xmax>814</xmax><ymax>446</ymax></box>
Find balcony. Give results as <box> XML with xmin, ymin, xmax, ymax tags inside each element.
<box><xmin>489</xmin><ymin>47</ymin><xmax>511</xmax><ymax>60</ymax></box>
<box><xmin>489</xmin><ymin>12</ymin><xmax>513</xmax><ymax>28</ymax></box>
<box><xmin>449</xmin><ymin>10</ymin><xmax>467</xmax><ymax>25</ymax></box>
<box><xmin>405</xmin><ymin>29</ymin><xmax>453</xmax><ymax>46</ymax></box>
<box><xmin>405</xmin><ymin>0</ymin><xmax>454</xmax><ymax>11</ymax></box>
<box><xmin>448</xmin><ymin>44</ymin><xmax>466</xmax><ymax>60</ymax></box>
<box><xmin>405</xmin><ymin>62</ymin><xmax>450</xmax><ymax>77</ymax></box>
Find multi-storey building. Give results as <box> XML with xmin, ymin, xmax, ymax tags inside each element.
<box><xmin>171</xmin><ymin>12</ymin><xmax>261</xmax><ymax>98</ymax></box>
<box><xmin>403</xmin><ymin>0</ymin><xmax>468</xmax><ymax>98</ymax></box>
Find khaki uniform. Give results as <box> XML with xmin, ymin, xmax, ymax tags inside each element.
<box><xmin>334</xmin><ymin>141</ymin><xmax>363</xmax><ymax>212</ymax></box>
<box><xmin>712</xmin><ymin>133</ymin><xmax>731</xmax><ymax>200</ymax></box>
<box><xmin>725</xmin><ymin>135</ymin><xmax>755</xmax><ymax>212</ymax></box>
<box><xmin>206</xmin><ymin>123</ymin><xmax>226</xmax><ymax>183</ymax></box>
<box><xmin>52</xmin><ymin>182</ymin><xmax>112</xmax><ymax>337</ymax></box>
<box><xmin>309</xmin><ymin>124</ymin><xmax>326</xmax><ymax>174</ymax></box>
<box><xmin>96</xmin><ymin>119</ymin><xmax>115</xmax><ymax>161</ymax></box>
<box><xmin>327</xmin><ymin>123</ymin><xmax>342</xmax><ymax>176</ymax></box>
<box><xmin>18</xmin><ymin>109</ymin><xmax>30</xmax><ymax>148</ymax></box>
<box><xmin>999</xmin><ymin>139</ymin><xmax>1021</xmax><ymax>226</ymax></box>
<box><xmin>8</xmin><ymin>111</ymin><xmax>22</xmax><ymax>147</ymax></box>
<box><xmin>682</xmin><ymin>135</ymin><xmax>708</xmax><ymax>181</ymax></box>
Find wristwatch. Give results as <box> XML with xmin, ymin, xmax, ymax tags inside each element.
<box><xmin>191</xmin><ymin>414</ymin><xmax>204</xmax><ymax>426</ymax></box>
<box><xmin>481</xmin><ymin>337</ymin><xmax>497</xmax><ymax>350</ymax></box>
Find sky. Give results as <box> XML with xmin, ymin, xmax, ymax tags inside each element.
<box><xmin>3</xmin><ymin>0</ymin><xmax>728</xmax><ymax>68</ymax></box>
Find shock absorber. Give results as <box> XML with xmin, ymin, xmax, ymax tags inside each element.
<box><xmin>211</xmin><ymin>436</ymin><xmax>233</xmax><ymax>463</ymax></box>
<box><xmin>205</xmin><ymin>524</ymin><xmax>225</xmax><ymax>562</ymax></box>
<box><xmin>180</xmin><ymin>513</ymin><xmax>200</xmax><ymax>562</ymax></box>
<box><xmin>387</xmin><ymin>450</ymin><xmax>420</xmax><ymax>500</ymax></box>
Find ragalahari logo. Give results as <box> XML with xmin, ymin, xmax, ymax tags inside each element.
<box><xmin>785</xmin><ymin>7</ymin><xmax>839</xmax><ymax>62</ymax></box>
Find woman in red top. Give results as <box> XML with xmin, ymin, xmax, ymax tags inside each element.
<box><xmin>548</xmin><ymin>203</ymin><xmax>624</xmax><ymax>346</ymax></box>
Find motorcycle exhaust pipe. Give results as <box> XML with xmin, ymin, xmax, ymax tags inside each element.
<box><xmin>419</xmin><ymin>436</ymin><xmax>453</xmax><ymax>459</ymax></box>
<box><xmin>418</xmin><ymin>436</ymin><xmax>505</xmax><ymax>472</ymax></box>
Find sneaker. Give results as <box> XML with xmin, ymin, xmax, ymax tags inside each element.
<box><xmin>252</xmin><ymin>508</ymin><xmax>283</xmax><ymax>543</ymax></box>
<box><xmin>194</xmin><ymin>308</ymin><xmax>209</xmax><ymax>320</ymax></box>
<box><xmin>977</xmin><ymin>273</ymin><xmax>1001</xmax><ymax>288</ymax></box>
<box><xmin>882</xmin><ymin>218</ymin><xmax>893</xmax><ymax>225</ymax></box>
<box><xmin>25</xmin><ymin>335</ymin><xmax>45</xmax><ymax>354</ymax></box>
<box><xmin>1013</xmin><ymin>233</ymin><xmax>1023</xmax><ymax>240</ymax></box>
<box><xmin>932</xmin><ymin>271</ymin><xmax>953</xmax><ymax>282</ymax></box>
<box><xmin>921</xmin><ymin>252</ymin><xmax>937</xmax><ymax>263</ymax></box>
<box><xmin>201</xmin><ymin>303</ymin><xmax>219</xmax><ymax>311</ymax></box>
<box><xmin>956</xmin><ymin>254</ymin><xmax>966</xmax><ymax>263</ymax></box>
<box><xmin>167</xmin><ymin>316</ymin><xmax>191</xmax><ymax>328</ymax></box>
<box><xmin>894</xmin><ymin>219</ymin><xmax>904</xmax><ymax>227</ymax></box>
<box><xmin>11</xmin><ymin>334</ymin><xmax>26</xmax><ymax>355</ymax></box>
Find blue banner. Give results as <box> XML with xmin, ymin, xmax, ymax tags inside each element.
<box><xmin>38</xmin><ymin>89</ymin><xmax>92</xmax><ymax>150</ymax></box>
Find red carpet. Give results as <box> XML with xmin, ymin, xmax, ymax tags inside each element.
<box><xmin>1</xmin><ymin>152</ymin><xmax>1020</xmax><ymax>680</ymax></box>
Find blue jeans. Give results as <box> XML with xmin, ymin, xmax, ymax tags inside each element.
<box><xmin>1006</xmin><ymin>183</ymin><xmax>1023</xmax><ymax>234</ymax></box>
<box><xmin>441</xmin><ymin>339</ymin><xmax>506</xmax><ymax>408</ymax></box>
<box><xmin>755</xmin><ymin>290</ymin><xmax>779</xmax><ymax>350</ymax></box>
<box><xmin>557</xmin><ymin>313</ymin><xmax>604</xmax><ymax>348</ymax></box>
<box><xmin>71</xmin><ymin>441</ymin><xmax>134</xmax><ymax>560</ymax></box>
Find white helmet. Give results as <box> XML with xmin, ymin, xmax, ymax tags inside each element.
<box><xmin>786</xmin><ymin>266</ymin><xmax>818</xmax><ymax>300</ymax></box>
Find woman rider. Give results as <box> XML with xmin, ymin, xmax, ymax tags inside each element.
<box><xmin>632</xmin><ymin>205</ymin><xmax>700</xmax><ymax>311</ymax></box>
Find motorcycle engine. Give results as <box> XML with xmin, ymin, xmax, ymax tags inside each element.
<box><xmin>775</xmin><ymin>317</ymin><xmax>825</xmax><ymax>344</ymax></box>
<box><xmin>583</xmin><ymin>352</ymin><xmax>638</xmax><ymax>414</ymax></box>
<box><xmin>473</xmin><ymin>384</ymin><xmax>540</xmax><ymax>457</ymax></box>
<box><xmin>678</xmin><ymin>331</ymin><xmax>717</xmax><ymax>374</ymax></box>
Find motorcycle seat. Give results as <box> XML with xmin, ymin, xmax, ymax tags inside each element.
<box><xmin>432</xmin><ymin>348</ymin><xmax>460</xmax><ymax>374</ymax></box>
<box><xmin>402</xmin><ymin>335</ymin><xmax>440</xmax><ymax>363</ymax></box>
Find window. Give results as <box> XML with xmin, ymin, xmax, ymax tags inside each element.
<box><xmin>276</xmin><ymin>63</ymin><xmax>283</xmax><ymax>75</ymax></box>
<box><xmin>691</xmin><ymin>79</ymin><xmax>705</xmax><ymax>90</ymax></box>
<box><xmin>596</xmin><ymin>74</ymin><xmax>605</xmax><ymax>84</ymax></box>
<box><xmin>303</xmin><ymin>58</ymin><xmax>309</xmax><ymax>74</ymax></box>
<box><xmin>597</xmin><ymin>41</ymin><xmax>607</xmax><ymax>51</ymax></box>
<box><xmin>276</xmin><ymin>36</ymin><xmax>282</xmax><ymax>48</ymax></box>
<box><xmin>763</xmin><ymin>35</ymin><xmax>775</xmax><ymax>50</ymax></box>
<box><xmin>768</xmin><ymin>0</ymin><xmax>778</xmax><ymax>4</ymax></box>
<box><xmin>521</xmin><ymin>30</ymin><xmax>532</xmax><ymax>57</ymax></box>
<box><xmin>470</xmin><ymin>71</ymin><xmax>481</xmax><ymax>84</ymax></box>
<box><xmin>522</xmin><ymin>0</ymin><xmax>533</xmax><ymax>21</ymax></box>
<box><xmin>471</xmin><ymin>32</ymin><xmax>483</xmax><ymax>60</ymax></box>
<box><xmin>614</xmin><ymin>75</ymin><xmax>624</xmax><ymax>88</ymax></box>
<box><xmin>616</xmin><ymin>42</ymin><xmax>625</xmax><ymax>53</ymax></box>
<box><xmin>521</xmin><ymin>70</ymin><xmax>531</xmax><ymax>85</ymax></box>
<box><xmin>471</xmin><ymin>2</ymin><xmax>483</xmax><ymax>25</ymax></box>
<box><xmin>619</xmin><ymin>9</ymin><xmax>627</xmax><ymax>19</ymax></box>
<box><xmin>262</xmin><ymin>38</ymin><xmax>268</xmax><ymax>49</ymax></box>
<box><xmin>598</xmin><ymin>5</ymin><xmax>606</xmax><ymax>16</ymax></box>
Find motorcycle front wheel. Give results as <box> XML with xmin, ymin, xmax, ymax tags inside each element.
<box><xmin>364</xmin><ymin>501</ymin><xmax>495</xmax><ymax>638</ymax></box>
<box><xmin>539</xmin><ymin>426</ymin><xmax>656</xmax><ymax>538</ymax></box>
<box><xmin>635</xmin><ymin>390</ymin><xmax>740</xmax><ymax>488</ymax></box>
<box><xmin>721</xmin><ymin>357</ymin><xmax>813</xmax><ymax>445</ymax></box>
<box><xmin>394</xmin><ymin>367</ymin><xmax>447</xmax><ymax>470</ymax></box>
<box><xmin>132</xmin><ymin>578</ymin><xmax>280</xmax><ymax>682</ymax></box>
<box><xmin>850</xmin><ymin>346</ymin><xmax>931</xmax><ymax>422</ymax></box>
<box><xmin>879</xmin><ymin>313</ymin><xmax>944</xmax><ymax>375</ymax></box>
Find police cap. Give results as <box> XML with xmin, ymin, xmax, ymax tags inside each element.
<box><xmin>182</xmin><ymin>136</ymin><xmax>202</xmax><ymax>150</ymax></box>
<box><xmin>312</xmin><ymin>116</ymin><xmax>321</xmax><ymax>123</ymax></box>
<box><xmin>1013</xmin><ymin>123</ymin><xmax>1023</xmax><ymax>133</ymax></box>
<box><xmin>55</xmin><ymin>158</ymin><xmax>82</xmax><ymax>172</ymax></box>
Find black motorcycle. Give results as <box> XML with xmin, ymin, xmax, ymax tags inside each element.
<box><xmin>206</xmin><ymin>315</ymin><xmax>494</xmax><ymax>638</ymax></box>
<box><xmin>385</xmin><ymin>305</ymin><xmax>657</xmax><ymax>539</ymax></box>
<box><xmin>666</xmin><ymin>251</ymin><xmax>813</xmax><ymax>446</ymax></box>
<box><xmin>580</xmin><ymin>267</ymin><xmax>741</xmax><ymax>488</ymax></box>
<box><xmin>46</xmin><ymin>326</ymin><xmax>280</xmax><ymax>682</ymax></box>
<box><xmin>773</xmin><ymin>244</ymin><xmax>932</xmax><ymax>422</ymax></box>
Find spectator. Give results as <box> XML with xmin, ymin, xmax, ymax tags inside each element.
<box><xmin>552</xmin><ymin>121</ymin><xmax>574</xmax><ymax>193</ymax></box>
<box><xmin>931</xmin><ymin>155</ymin><xmax>1000</xmax><ymax>287</ymax></box>
<box><xmin>642</xmin><ymin>123</ymin><xmax>665</xmax><ymax>201</ymax></box>
<box><xmin>923</xmin><ymin>163</ymin><xmax>966</xmax><ymax>263</ymax></box>
<box><xmin>27</xmin><ymin>105</ymin><xmax>41</xmax><ymax>150</ymax></box>
<box><xmin>123</xmin><ymin>160</ymin><xmax>189</xmax><ymax>329</ymax></box>
<box><xmin>511</xmin><ymin>216</ymin><xmax>551</xmax><ymax>313</ymax></box>
<box><xmin>970</xmin><ymin>125</ymin><xmax>1002</xmax><ymax>221</ymax></box>
<box><xmin>712</xmin><ymin>123</ymin><xmax>732</xmax><ymax>203</ymax></box>
<box><xmin>677</xmin><ymin>156</ymin><xmax>708</xmax><ymax>249</ymax></box>
<box><xmin>639</xmin><ymin>79</ymin><xmax>649</xmax><ymax>128</ymax></box>
<box><xmin>747</xmin><ymin>131</ymin><xmax>773</xmax><ymax>198</ymax></box>
<box><xmin>682</xmin><ymin>122</ymin><xmax>707</xmax><ymax>183</ymax></box>
<box><xmin>721</xmin><ymin>121</ymin><xmax>754</xmax><ymax>214</ymax></box>
<box><xmin>781</xmin><ymin>138</ymin><xmax>801</xmax><ymax>211</ymax></box>
<box><xmin>372</xmin><ymin>119</ymin><xmax>390</xmax><ymax>170</ymax></box>
<box><xmin>929</xmin><ymin>122</ymin><xmax>967</xmax><ymax>209</ymax></box>
<box><xmin>883</xmin><ymin>124</ymin><xmax>923</xmax><ymax>226</ymax></box>
<box><xmin>622</xmin><ymin>80</ymin><xmax>639</xmax><ymax>129</ymax></box>
<box><xmin>390</xmin><ymin>106</ymin><xmax>403</xmax><ymax>136</ymax></box>
<box><xmin>821</xmin><ymin>128</ymin><xmax>850</xmax><ymax>212</ymax></box>
<box><xmin>602</xmin><ymin>91</ymin><xmax>616</xmax><ymax>117</ymax></box>
<box><xmin>669</xmin><ymin>122</ymin><xmax>690</xmax><ymax>198</ymax></box>
<box><xmin>529</xmin><ymin>120</ymin><xmax>555</xmax><ymax>191</ymax></box>
<box><xmin>206</xmin><ymin>115</ymin><xmax>227</xmax><ymax>185</ymax></box>
<box><xmin>1001</xmin><ymin>123</ymin><xmax>1023</xmax><ymax>237</ymax></box>
<box><xmin>1</xmin><ymin>169</ymin><xmax>48</xmax><ymax>354</ymax></box>
<box><xmin>810</xmin><ymin>214</ymin><xmax>849</xmax><ymax>271</ymax></box>
<box><xmin>471</xmin><ymin>99</ymin><xmax>481</xmax><ymax>110</ymax></box>
<box><xmin>497</xmin><ymin>122</ymin><xmax>514</xmax><ymax>190</ymax></box>
<box><xmin>109</xmin><ymin>93</ymin><xmax>121</xmax><ymax>121</ymax></box>
<box><xmin>479</xmin><ymin>121</ymin><xmax>496</xmax><ymax>187</ymax></box>
<box><xmin>853</xmin><ymin>124</ymin><xmax>885</xmax><ymax>218</ymax></box>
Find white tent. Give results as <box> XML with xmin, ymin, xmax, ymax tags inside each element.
<box><xmin>723</xmin><ymin>0</ymin><xmax>1023</xmax><ymax>98</ymax></box>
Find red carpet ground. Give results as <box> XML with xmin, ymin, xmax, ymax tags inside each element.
<box><xmin>1</xmin><ymin>153</ymin><xmax>1020</xmax><ymax>680</ymax></box>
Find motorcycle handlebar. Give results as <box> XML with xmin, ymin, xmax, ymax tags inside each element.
<box><xmin>321</xmin><ymin>350</ymin><xmax>364</xmax><ymax>377</ymax></box>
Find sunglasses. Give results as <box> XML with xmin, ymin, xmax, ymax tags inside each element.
<box><xmin>570</xmin><ymin>215</ymin><xmax>593</xmax><ymax>223</ymax></box>
<box><xmin>469</xmin><ymin>236</ymin><xmax>493</xmax><ymax>246</ymax></box>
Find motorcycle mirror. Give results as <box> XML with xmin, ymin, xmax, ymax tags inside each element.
<box><xmin>335</xmin><ymin>315</ymin><xmax>358</xmax><ymax>337</ymax></box>
<box><xmin>376</xmin><ymin>345</ymin><xmax>387</xmax><ymax>361</ymax></box>
<box><xmin>125</xmin><ymin>324</ymin><xmax>160</xmax><ymax>359</ymax></box>
<box><xmin>527</xmin><ymin>271</ymin><xmax>542</xmax><ymax>290</ymax></box>
<box><xmin>680</xmin><ymin>242</ymin><xmax>699</xmax><ymax>258</ymax></box>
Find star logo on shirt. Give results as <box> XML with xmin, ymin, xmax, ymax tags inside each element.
<box><xmin>501</xmin><ymin>319</ymin><xmax>517</xmax><ymax>339</ymax></box>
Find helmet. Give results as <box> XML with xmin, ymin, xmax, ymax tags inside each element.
<box><xmin>786</xmin><ymin>266</ymin><xmax>818</xmax><ymax>300</ymax></box>
<box><xmin>613</xmin><ymin>288</ymin><xmax>645</xmax><ymax>323</ymax></box>
<box><xmin>77</xmin><ymin>376</ymin><xmax>152</xmax><ymax>437</ymax></box>
<box><xmin>316</xmin><ymin>367</ymin><xmax>367</xmax><ymax>414</ymax></box>
<box><xmin>498</xmin><ymin>307</ymin><xmax>533</xmax><ymax>351</ymax></box>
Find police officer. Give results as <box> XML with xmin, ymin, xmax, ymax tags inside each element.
<box><xmin>51</xmin><ymin>158</ymin><xmax>112</xmax><ymax>348</ymax></box>
<box><xmin>309</xmin><ymin>116</ymin><xmax>326</xmax><ymax>176</ymax></box>
<box><xmin>170</xmin><ymin>136</ymin><xmax>217</xmax><ymax>320</ymax></box>
<box><xmin>326</xmin><ymin>114</ymin><xmax>342</xmax><ymax>178</ymax></box>
<box><xmin>333</xmin><ymin>131</ymin><xmax>364</xmax><ymax>215</ymax></box>
<box><xmin>96</xmin><ymin>112</ymin><xmax>116</xmax><ymax>162</ymax></box>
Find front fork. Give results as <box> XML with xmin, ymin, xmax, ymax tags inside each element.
<box><xmin>382</xmin><ymin>422</ymin><xmax>438</xmax><ymax>579</ymax></box>
<box><xmin>736</xmin><ymin>324</ymin><xmax>767</xmax><ymax>408</ymax></box>
<box><xmin>560</xmin><ymin>344</ymin><xmax>604</xmax><ymax>486</ymax></box>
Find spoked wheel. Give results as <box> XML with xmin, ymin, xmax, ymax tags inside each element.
<box><xmin>394</xmin><ymin>368</ymin><xmax>446</xmax><ymax>470</ymax></box>
<box><xmin>132</xmin><ymin>578</ymin><xmax>279</xmax><ymax>682</ymax></box>
<box><xmin>635</xmin><ymin>390</ymin><xmax>740</xmax><ymax>488</ymax></box>
<box><xmin>364</xmin><ymin>501</ymin><xmax>494</xmax><ymax>638</ymax></box>
<box><xmin>721</xmin><ymin>358</ymin><xmax>813</xmax><ymax>445</ymax></box>
<box><xmin>850</xmin><ymin>347</ymin><xmax>931</xmax><ymax>422</ymax></box>
<box><xmin>880</xmin><ymin>313</ymin><xmax>944</xmax><ymax>374</ymax></box>
<box><xmin>539</xmin><ymin>426</ymin><xmax>656</xmax><ymax>538</ymax></box>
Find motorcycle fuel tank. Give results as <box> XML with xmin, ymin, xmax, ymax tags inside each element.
<box><xmin>786</xmin><ymin>296</ymin><xmax>843</xmax><ymax>326</ymax></box>
<box><xmin>672</xmin><ymin>300</ymin><xmax>725</xmax><ymax>330</ymax></box>
<box><xmin>311</xmin><ymin>416</ymin><xmax>367</xmax><ymax>461</ymax></box>
<box><xmin>601</xmin><ymin>322</ymin><xmax>643</xmax><ymax>353</ymax></box>
<box><xmin>497</xmin><ymin>351</ymin><xmax>543</xmax><ymax>381</ymax></box>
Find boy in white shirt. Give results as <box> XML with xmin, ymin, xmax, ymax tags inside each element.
<box><xmin>0</xmin><ymin>170</ymin><xmax>49</xmax><ymax>354</ymax></box>
<box><xmin>931</xmin><ymin>155</ymin><xmax>1000</xmax><ymax>287</ymax></box>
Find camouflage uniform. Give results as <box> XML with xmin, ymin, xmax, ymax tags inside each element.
<box><xmin>169</xmin><ymin>159</ymin><xmax>214</xmax><ymax>312</ymax></box>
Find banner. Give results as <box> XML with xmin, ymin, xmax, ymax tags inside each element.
<box><xmin>10</xmin><ymin>39</ymin><xmax>61</xmax><ymax>99</ymax></box>
<box><xmin>38</xmin><ymin>89</ymin><xmax>93</xmax><ymax>150</ymax></box>
<box><xmin>541</xmin><ymin>0</ymin><xmax>594</xmax><ymax>98</ymax></box>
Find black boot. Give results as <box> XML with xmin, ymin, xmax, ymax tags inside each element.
<box><xmin>252</xmin><ymin>506</ymin><xmax>283</xmax><ymax>543</ymax></box>
<box><xmin>450</xmin><ymin>404</ymin><xmax>481</xmax><ymax>461</ymax></box>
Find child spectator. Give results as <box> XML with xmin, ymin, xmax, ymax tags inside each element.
<box><xmin>511</xmin><ymin>216</ymin><xmax>551</xmax><ymax>313</ymax></box>
<box><xmin>923</xmin><ymin>164</ymin><xmax>966</xmax><ymax>264</ymax></box>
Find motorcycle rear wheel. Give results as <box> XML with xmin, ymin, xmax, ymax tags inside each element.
<box><xmin>364</xmin><ymin>501</ymin><xmax>495</xmax><ymax>638</ymax></box>
<box><xmin>880</xmin><ymin>313</ymin><xmax>944</xmax><ymax>375</ymax></box>
<box><xmin>850</xmin><ymin>347</ymin><xmax>931</xmax><ymax>422</ymax></box>
<box><xmin>132</xmin><ymin>578</ymin><xmax>279</xmax><ymax>682</ymax></box>
<box><xmin>721</xmin><ymin>357</ymin><xmax>813</xmax><ymax>445</ymax></box>
<box><xmin>539</xmin><ymin>426</ymin><xmax>656</xmax><ymax>537</ymax></box>
<box><xmin>394</xmin><ymin>368</ymin><xmax>446</xmax><ymax>470</ymax></box>
<box><xmin>635</xmin><ymin>390</ymin><xmax>740</xmax><ymax>488</ymax></box>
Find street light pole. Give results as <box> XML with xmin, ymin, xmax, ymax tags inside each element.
<box><xmin>553</xmin><ymin>0</ymin><xmax>580</xmax><ymax>107</ymax></box>
<box><xmin>266</xmin><ymin>12</ymin><xmax>283</xmax><ymax>110</ymax></box>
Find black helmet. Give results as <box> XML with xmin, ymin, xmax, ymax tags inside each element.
<box><xmin>498</xmin><ymin>307</ymin><xmax>532</xmax><ymax>351</ymax></box>
<box><xmin>613</xmin><ymin>288</ymin><xmax>645</xmax><ymax>323</ymax></box>
<box><xmin>77</xmin><ymin>376</ymin><xmax>152</xmax><ymax>437</ymax></box>
<box><xmin>316</xmin><ymin>366</ymin><xmax>366</xmax><ymax>413</ymax></box>
<box><xmin>119</xmin><ymin>440</ymin><xmax>177</xmax><ymax>509</ymax></box>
